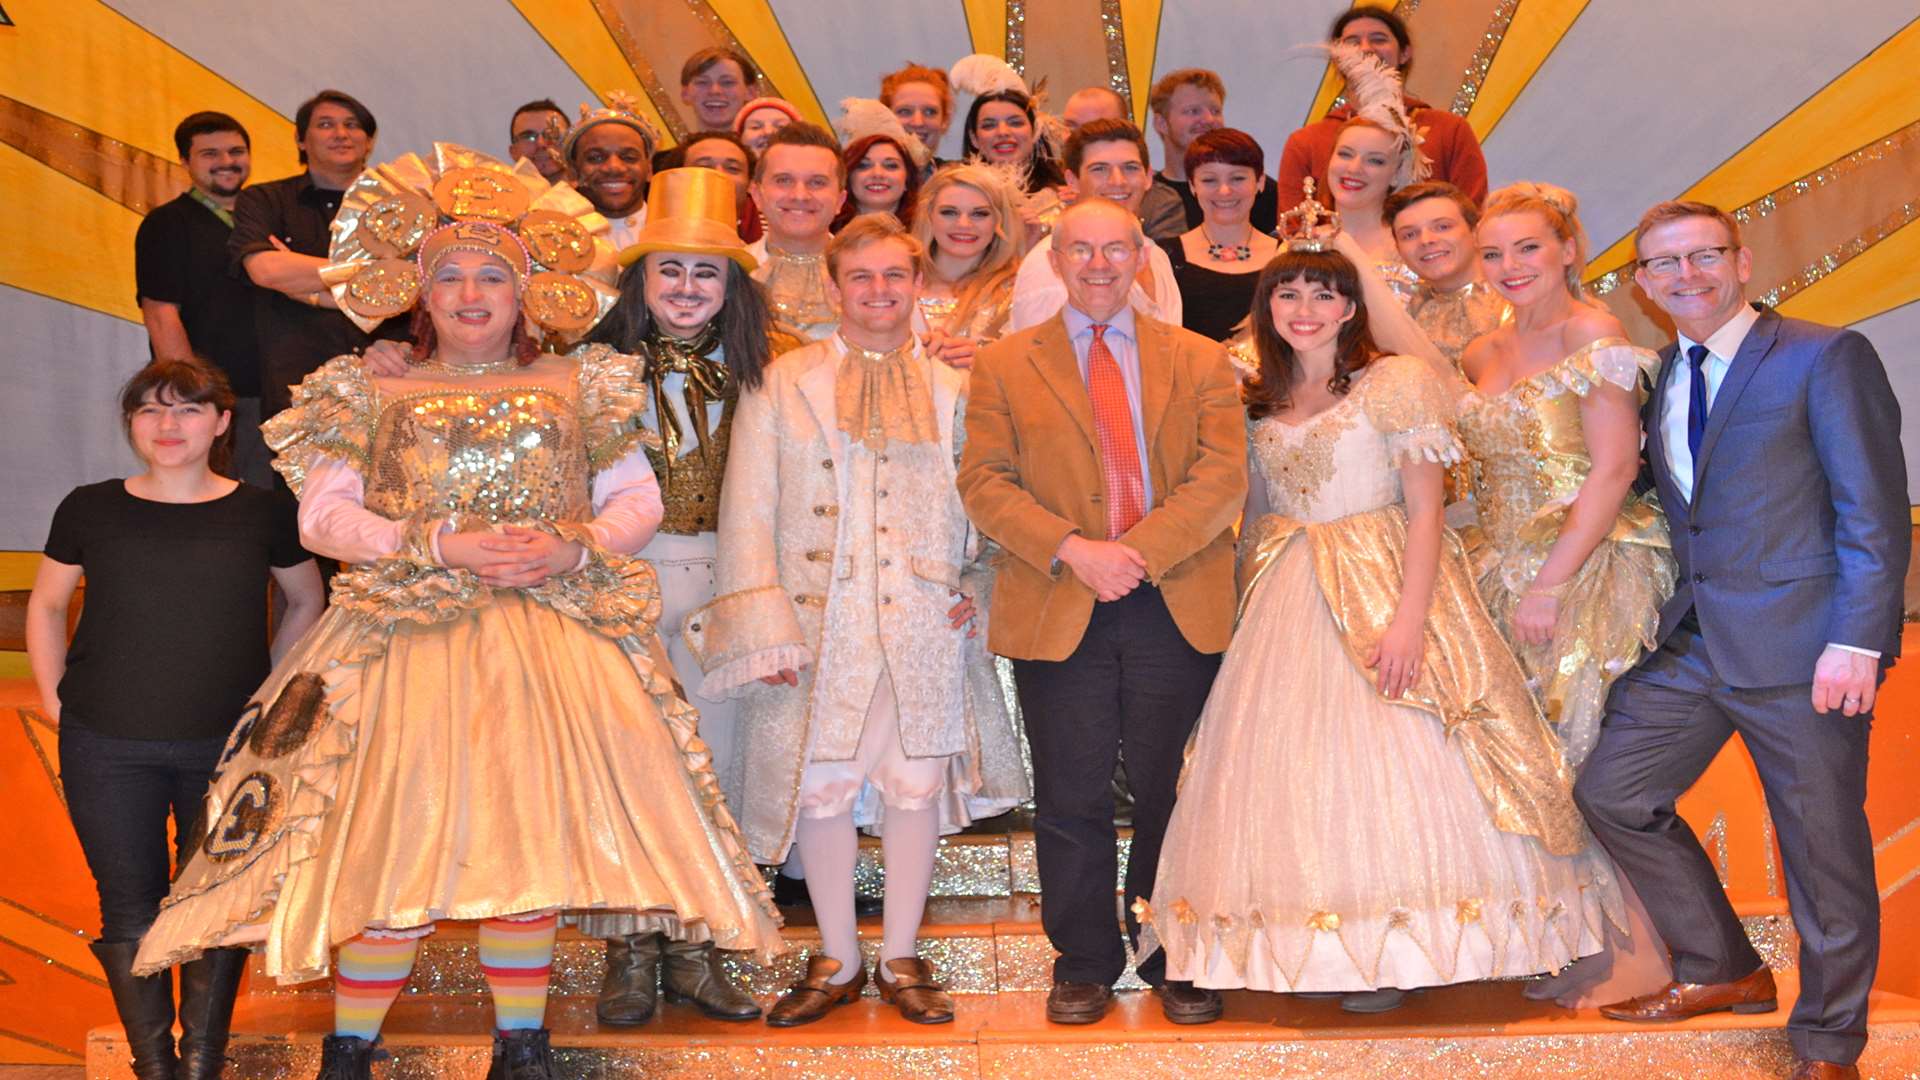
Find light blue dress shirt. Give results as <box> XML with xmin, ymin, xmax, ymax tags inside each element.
<box><xmin>1061</xmin><ymin>304</ymin><xmax>1155</xmax><ymax>509</ymax></box>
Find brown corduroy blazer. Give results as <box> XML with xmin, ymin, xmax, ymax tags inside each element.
<box><xmin>957</xmin><ymin>311</ymin><xmax>1247</xmax><ymax>661</ymax></box>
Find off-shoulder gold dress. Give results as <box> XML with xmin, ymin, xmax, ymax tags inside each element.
<box><xmin>134</xmin><ymin>350</ymin><xmax>782</xmax><ymax>984</ymax></box>
<box><xmin>1456</xmin><ymin>338</ymin><xmax>1677</xmax><ymax>771</ymax></box>
<box><xmin>1140</xmin><ymin>356</ymin><xmax>1623</xmax><ymax>992</ymax></box>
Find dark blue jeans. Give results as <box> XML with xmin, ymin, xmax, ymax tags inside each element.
<box><xmin>58</xmin><ymin>722</ymin><xmax>226</xmax><ymax>942</ymax></box>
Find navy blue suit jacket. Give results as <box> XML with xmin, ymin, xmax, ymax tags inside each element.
<box><xmin>1647</xmin><ymin>306</ymin><xmax>1908</xmax><ymax>687</ymax></box>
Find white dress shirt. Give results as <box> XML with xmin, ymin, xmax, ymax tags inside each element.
<box><xmin>1060</xmin><ymin>304</ymin><xmax>1155</xmax><ymax>508</ymax></box>
<box><xmin>1662</xmin><ymin>304</ymin><xmax>1875</xmax><ymax>659</ymax></box>
<box><xmin>604</xmin><ymin>205</ymin><xmax>648</xmax><ymax>253</ymax></box>
<box><xmin>1009</xmin><ymin>239</ymin><xmax>1183</xmax><ymax>332</ymax></box>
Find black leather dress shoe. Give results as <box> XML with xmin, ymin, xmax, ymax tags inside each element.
<box><xmin>1045</xmin><ymin>980</ymin><xmax>1114</xmax><ymax>1024</ymax></box>
<box><xmin>1157</xmin><ymin>980</ymin><xmax>1223</xmax><ymax>1024</ymax></box>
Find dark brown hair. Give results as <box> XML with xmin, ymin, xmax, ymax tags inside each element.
<box><xmin>173</xmin><ymin>111</ymin><xmax>249</xmax><ymax>158</ymax></box>
<box><xmin>119</xmin><ymin>357</ymin><xmax>237</xmax><ymax>473</ymax></box>
<box><xmin>1062</xmin><ymin>118</ymin><xmax>1148</xmax><ymax>176</ymax></box>
<box><xmin>832</xmin><ymin>133</ymin><xmax>922</xmax><ymax>232</ymax></box>
<box><xmin>1329</xmin><ymin>6</ymin><xmax>1413</xmax><ymax>73</ymax></box>
<box><xmin>753</xmin><ymin>121</ymin><xmax>846</xmax><ymax>184</ymax></box>
<box><xmin>680</xmin><ymin>46</ymin><xmax>759</xmax><ymax>88</ymax></box>
<box><xmin>1183</xmin><ymin>127</ymin><xmax>1263</xmax><ymax>180</ymax></box>
<box><xmin>294</xmin><ymin>89</ymin><xmax>376</xmax><ymax>165</ymax></box>
<box><xmin>962</xmin><ymin>90</ymin><xmax>1066</xmax><ymax>192</ymax></box>
<box><xmin>1242</xmin><ymin>249</ymin><xmax>1379</xmax><ymax>420</ymax></box>
<box><xmin>1382</xmin><ymin>180</ymin><xmax>1478</xmax><ymax>229</ymax></box>
<box><xmin>589</xmin><ymin>257</ymin><xmax>774</xmax><ymax>392</ymax></box>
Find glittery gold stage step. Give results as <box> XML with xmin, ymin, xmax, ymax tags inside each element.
<box><xmin>243</xmin><ymin>893</ymin><xmax>1797</xmax><ymax>1001</ymax></box>
<box><xmin>88</xmin><ymin>974</ymin><xmax>1920</xmax><ymax>1079</ymax></box>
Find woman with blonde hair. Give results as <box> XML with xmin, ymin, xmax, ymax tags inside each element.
<box><xmin>909</xmin><ymin>162</ymin><xmax>1030</xmax><ymax>369</ymax></box>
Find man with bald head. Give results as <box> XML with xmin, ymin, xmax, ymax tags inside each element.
<box><xmin>960</xmin><ymin>197</ymin><xmax>1246</xmax><ymax>1027</ymax></box>
<box><xmin>1062</xmin><ymin>86</ymin><xmax>1128</xmax><ymax>131</ymax></box>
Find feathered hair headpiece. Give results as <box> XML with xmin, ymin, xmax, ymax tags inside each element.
<box><xmin>1325</xmin><ymin>42</ymin><xmax>1431</xmax><ymax>187</ymax></box>
<box><xmin>835</xmin><ymin>97</ymin><xmax>932</xmax><ymax>168</ymax></box>
<box><xmin>949</xmin><ymin>53</ymin><xmax>1029</xmax><ymax>99</ymax></box>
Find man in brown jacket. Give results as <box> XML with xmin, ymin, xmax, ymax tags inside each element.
<box><xmin>958</xmin><ymin>199</ymin><xmax>1246</xmax><ymax>1025</ymax></box>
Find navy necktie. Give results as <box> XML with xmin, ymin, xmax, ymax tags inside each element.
<box><xmin>1686</xmin><ymin>343</ymin><xmax>1711</xmax><ymax>459</ymax></box>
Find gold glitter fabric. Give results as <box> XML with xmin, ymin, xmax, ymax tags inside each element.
<box><xmin>1456</xmin><ymin>339</ymin><xmax>1677</xmax><ymax>770</ymax></box>
<box><xmin>1408</xmin><ymin>280</ymin><xmax>1511</xmax><ymax>375</ymax></box>
<box><xmin>916</xmin><ymin>272</ymin><xmax>1016</xmax><ymax>346</ymax></box>
<box><xmin>137</xmin><ymin>354</ymin><xmax>783</xmax><ymax>983</ymax></box>
<box><xmin>753</xmin><ymin>245</ymin><xmax>839</xmax><ymax>341</ymax></box>
<box><xmin>834</xmin><ymin>338</ymin><xmax>942</xmax><ymax>451</ymax></box>
<box><xmin>1139</xmin><ymin>356</ymin><xmax>1620</xmax><ymax>992</ymax></box>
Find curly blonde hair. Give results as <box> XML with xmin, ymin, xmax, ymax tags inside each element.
<box><xmin>1480</xmin><ymin>181</ymin><xmax>1589</xmax><ymax>296</ymax></box>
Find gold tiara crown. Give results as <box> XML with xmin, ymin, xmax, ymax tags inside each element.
<box><xmin>1277</xmin><ymin>178</ymin><xmax>1342</xmax><ymax>253</ymax></box>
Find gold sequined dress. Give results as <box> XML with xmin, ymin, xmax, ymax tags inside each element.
<box><xmin>1139</xmin><ymin>355</ymin><xmax>1623</xmax><ymax>993</ymax></box>
<box><xmin>134</xmin><ymin>351</ymin><xmax>782</xmax><ymax>983</ymax></box>
<box><xmin>1456</xmin><ymin>338</ymin><xmax>1677</xmax><ymax>771</ymax></box>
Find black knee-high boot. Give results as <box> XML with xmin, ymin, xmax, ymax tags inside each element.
<box><xmin>177</xmin><ymin>947</ymin><xmax>248</xmax><ymax>1079</ymax></box>
<box><xmin>89</xmin><ymin>940</ymin><xmax>178</xmax><ymax>1080</ymax></box>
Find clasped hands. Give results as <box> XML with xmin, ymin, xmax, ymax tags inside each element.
<box><xmin>437</xmin><ymin>525</ymin><xmax>582</xmax><ymax>588</ymax></box>
<box><xmin>1057</xmin><ymin>534</ymin><xmax>1147</xmax><ymax>602</ymax></box>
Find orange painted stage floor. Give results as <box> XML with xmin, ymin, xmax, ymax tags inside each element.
<box><xmin>6</xmin><ymin>624</ymin><xmax>1920</xmax><ymax>1076</ymax></box>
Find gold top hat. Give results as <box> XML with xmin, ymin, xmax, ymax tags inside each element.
<box><xmin>617</xmin><ymin>167</ymin><xmax>757</xmax><ymax>272</ymax></box>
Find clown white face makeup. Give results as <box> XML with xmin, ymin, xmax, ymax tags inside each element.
<box><xmin>643</xmin><ymin>251</ymin><xmax>729</xmax><ymax>337</ymax></box>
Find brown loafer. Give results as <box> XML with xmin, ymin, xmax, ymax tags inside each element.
<box><xmin>1790</xmin><ymin>1060</ymin><xmax>1859</xmax><ymax>1080</ymax></box>
<box><xmin>766</xmin><ymin>955</ymin><xmax>866</xmax><ymax>1028</ymax></box>
<box><xmin>1045</xmin><ymin>980</ymin><xmax>1113</xmax><ymax>1025</ymax></box>
<box><xmin>1156</xmin><ymin>980</ymin><xmax>1223</xmax><ymax>1024</ymax></box>
<box><xmin>876</xmin><ymin>957</ymin><xmax>955</xmax><ymax>1025</ymax></box>
<box><xmin>1599</xmin><ymin>966</ymin><xmax>1777</xmax><ymax>1022</ymax></box>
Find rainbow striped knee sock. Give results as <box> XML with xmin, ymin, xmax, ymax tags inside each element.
<box><xmin>479</xmin><ymin>913</ymin><xmax>558</xmax><ymax>1032</ymax></box>
<box><xmin>334</xmin><ymin>933</ymin><xmax>422</xmax><ymax>1040</ymax></box>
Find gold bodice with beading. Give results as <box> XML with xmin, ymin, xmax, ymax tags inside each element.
<box><xmin>366</xmin><ymin>386</ymin><xmax>590</xmax><ymax>528</ymax></box>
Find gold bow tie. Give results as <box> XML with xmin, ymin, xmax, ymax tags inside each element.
<box><xmin>641</xmin><ymin>326</ymin><xmax>735</xmax><ymax>488</ymax></box>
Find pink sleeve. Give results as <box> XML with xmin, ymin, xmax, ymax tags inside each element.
<box><xmin>584</xmin><ymin>446</ymin><xmax>664</xmax><ymax>556</ymax></box>
<box><xmin>298</xmin><ymin>456</ymin><xmax>406</xmax><ymax>563</ymax></box>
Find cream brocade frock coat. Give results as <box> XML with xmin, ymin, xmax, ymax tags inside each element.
<box><xmin>133</xmin><ymin>350</ymin><xmax>782</xmax><ymax>983</ymax></box>
<box><xmin>1140</xmin><ymin>355</ymin><xmax>1624</xmax><ymax>992</ymax></box>
<box><xmin>1455</xmin><ymin>338</ymin><xmax>1678</xmax><ymax>771</ymax></box>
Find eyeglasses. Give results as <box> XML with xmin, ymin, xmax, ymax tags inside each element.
<box><xmin>1058</xmin><ymin>241</ymin><xmax>1139</xmax><ymax>265</ymax></box>
<box><xmin>511</xmin><ymin>130</ymin><xmax>559</xmax><ymax>146</ymax></box>
<box><xmin>1637</xmin><ymin>246</ymin><xmax>1731</xmax><ymax>277</ymax></box>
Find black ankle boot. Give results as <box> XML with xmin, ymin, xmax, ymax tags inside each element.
<box><xmin>490</xmin><ymin>1029</ymin><xmax>557</xmax><ymax>1080</ymax></box>
<box><xmin>595</xmin><ymin>932</ymin><xmax>661</xmax><ymax>1026</ymax></box>
<box><xmin>314</xmin><ymin>1033</ymin><xmax>377</xmax><ymax>1080</ymax></box>
<box><xmin>89</xmin><ymin>940</ymin><xmax>177</xmax><ymax>1080</ymax></box>
<box><xmin>178</xmin><ymin>947</ymin><xmax>248</xmax><ymax>1079</ymax></box>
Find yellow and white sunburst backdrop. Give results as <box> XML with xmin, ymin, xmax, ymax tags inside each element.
<box><xmin>0</xmin><ymin>0</ymin><xmax>1918</xmax><ymax>1061</ymax></box>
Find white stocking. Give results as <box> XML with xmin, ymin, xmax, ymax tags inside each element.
<box><xmin>793</xmin><ymin>811</ymin><xmax>860</xmax><ymax>982</ymax></box>
<box><xmin>879</xmin><ymin>804</ymin><xmax>939</xmax><ymax>962</ymax></box>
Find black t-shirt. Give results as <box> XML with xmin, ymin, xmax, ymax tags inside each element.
<box><xmin>231</xmin><ymin>172</ymin><xmax>407</xmax><ymax>417</ymax></box>
<box><xmin>1156</xmin><ymin>172</ymin><xmax>1280</xmax><ymax>236</ymax></box>
<box><xmin>134</xmin><ymin>192</ymin><xmax>262</xmax><ymax>396</ymax></box>
<box><xmin>1156</xmin><ymin>237</ymin><xmax>1262</xmax><ymax>342</ymax></box>
<box><xmin>44</xmin><ymin>481</ymin><xmax>310</xmax><ymax>741</ymax></box>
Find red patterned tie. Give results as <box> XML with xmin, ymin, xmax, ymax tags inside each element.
<box><xmin>1087</xmin><ymin>324</ymin><xmax>1146</xmax><ymax>539</ymax></box>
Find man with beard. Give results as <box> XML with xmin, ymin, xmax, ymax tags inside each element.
<box><xmin>231</xmin><ymin>89</ymin><xmax>406</xmax><ymax>423</ymax></box>
<box><xmin>135</xmin><ymin>112</ymin><xmax>270</xmax><ymax>486</ymax></box>
<box><xmin>1138</xmin><ymin>69</ymin><xmax>1278</xmax><ymax>240</ymax></box>
<box><xmin>507</xmin><ymin>98</ymin><xmax>570</xmax><ymax>184</ymax></box>
<box><xmin>747</xmin><ymin>122</ymin><xmax>847</xmax><ymax>341</ymax></box>
<box><xmin>564</xmin><ymin>92</ymin><xmax>661</xmax><ymax>250</ymax></box>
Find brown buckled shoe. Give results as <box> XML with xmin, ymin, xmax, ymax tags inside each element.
<box><xmin>1598</xmin><ymin>966</ymin><xmax>1777</xmax><ymax>1022</ymax></box>
<box><xmin>1156</xmin><ymin>980</ymin><xmax>1223</xmax><ymax>1024</ymax></box>
<box><xmin>876</xmin><ymin>957</ymin><xmax>955</xmax><ymax>1025</ymax></box>
<box><xmin>1045</xmin><ymin>980</ymin><xmax>1114</xmax><ymax>1025</ymax></box>
<box><xmin>766</xmin><ymin>955</ymin><xmax>867</xmax><ymax>1028</ymax></box>
<box><xmin>661</xmin><ymin>939</ymin><xmax>762</xmax><ymax>1021</ymax></box>
<box><xmin>1790</xmin><ymin>1059</ymin><xmax>1859</xmax><ymax>1079</ymax></box>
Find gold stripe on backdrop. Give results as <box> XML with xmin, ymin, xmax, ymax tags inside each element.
<box><xmin>1586</xmin><ymin>16</ymin><xmax>1920</xmax><ymax>279</ymax></box>
<box><xmin>0</xmin><ymin>95</ymin><xmax>186</xmax><ymax>218</ymax></box>
<box><xmin>698</xmin><ymin>0</ymin><xmax>828</xmax><ymax>127</ymax></box>
<box><xmin>0</xmin><ymin>0</ymin><xmax>295</xmax><ymax>179</ymax></box>
<box><xmin>1465</xmin><ymin>0</ymin><xmax>1591</xmax><ymax>139</ymax></box>
<box><xmin>508</xmin><ymin>0</ymin><xmax>674</xmax><ymax>145</ymax></box>
<box><xmin>962</xmin><ymin>0</ymin><xmax>1009</xmax><ymax>61</ymax></box>
<box><xmin>0</xmin><ymin>143</ymin><xmax>141</xmax><ymax>321</ymax></box>
<box><xmin>587</xmin><ymin>0</ymin><xmax>693</xmax><ymax>145</ymax></box>
<box><xmin>1589</xmin><ymin>122</ymin><xmax>1920</xmax><ymax>342</ymax></box>
<box><xmin>1115</xmin><ymin>0</ymin><xmax>1162</xmax><ymax>126</ymax></box>
<box><xmin>1098</xmin><ymin>0</ymin><xmax>1135</xmax><ymax>115</ymax></box>
<box><xmin>1399</xmin><ymin>0</ymin><xmax>1512</xmax><ymax>117</ymax></box>
<box><xmin>1447</xmin><ymin>0</ymin><xmax>1520</xmax><ymax>117</ymax></box>
<box><xmin>1017</xmin><ymin>0</ymin><xmax>1118</xmax><ymax>115</ymax></box>
<box><xmin>1006</xmin><ymin>0</ymin><xmax>1027</xmax><ymax>76</ymax></box>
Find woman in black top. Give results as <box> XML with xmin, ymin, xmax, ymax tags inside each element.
<box><xmin>1156</xmin><ymin>128</ymin><xmax>1281</xmax><ymax>342</ymax></box>
<box><xmin>26</xmin><ymin>358</ymin><xmax>323</xmax><ymax>1080</ymax></box>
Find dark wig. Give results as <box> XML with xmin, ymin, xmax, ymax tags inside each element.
<box><xmin>119</xmin><ymin>357</ymin><xmax>237</xmax><ymax>473</ymax></box>
<box><xmin>589</xmin><ymin>256</ymin><xmax>773</xmax><ymax>392</ymax></box>
<box><xmin>1242</xmin><ymin>249</ymin><xmax>1380</xmax><ymax>420</ymax></box>
<box><xmin>961</xmin><ymin>90</ymin><xmax>1065</xmax><ymax>193</ymax></box>
<box><xmin>832</xmin><ymin>133</ymin><xmax>922</xmax><ymax>233</ymax></box>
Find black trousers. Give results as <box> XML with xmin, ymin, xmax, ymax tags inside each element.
<box><xmin>59</xmin><ymin>723</ymin><xmax>226</xmax><ymax>942</ymax></box>
<box><xmin>1013</xmin><ymin>584</ymin><xmax>1221</xmax><ymax>986</ymax></box>
<box><xmin>1574</xmin><ymin>623</ymin><xmax>1878</xmax><ymax>1066</ymax></box>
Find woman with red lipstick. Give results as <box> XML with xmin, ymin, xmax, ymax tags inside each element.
<box><xmin>27</xmin><ymin>358</ymin><xmax>324</xmax><ymax>1080</ymax></box>
<box><xmin>908</xmin><ymin>162</ymin><xmax>1029</xmax><ymax>369</ymax></box>
<box><xmin>1157</xmin><ymin>128</ymin><xmax>1280</xmax><ymax>342</ymax></box>
<box><xmin>833</xmin><ymin>134</ymin><xmax>919</xmax><ymax>230</ymax></box>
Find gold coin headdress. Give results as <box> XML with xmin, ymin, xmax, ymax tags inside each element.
<box><xmin>323</xmin><ymin>143</ymin><xmax>620</xmax><ymax>340</ymax></box>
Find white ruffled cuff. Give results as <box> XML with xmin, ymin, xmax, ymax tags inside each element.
<box><xmin>698</xmin><ymin>643</ymin><xmax>814</xmax><ymax>700</ymax></box>
<box><xmin>1386</xmin><ymin>423</ymin><xmax>1465</xmax><ymax>469</ymax></box>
